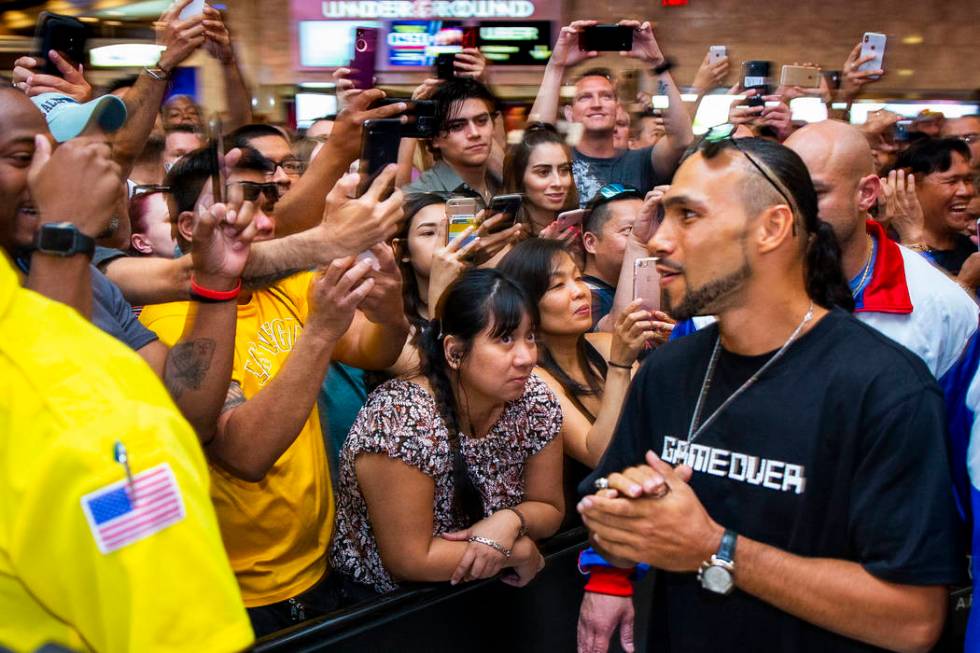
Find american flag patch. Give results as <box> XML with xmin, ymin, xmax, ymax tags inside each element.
<box><xmin>81</xmin><ymin>463</ymin><xmax>186</xmax><ymax>554</ymax></box>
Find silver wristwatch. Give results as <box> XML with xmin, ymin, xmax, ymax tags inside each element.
<box><xmin>698</xmin><ymin>529</ymin><xmax>736</xmax><ymax>595</ymax></box>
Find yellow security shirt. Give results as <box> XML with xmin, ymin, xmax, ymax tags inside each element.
<box><xmin>0</xmin><ymin>254</ymin><xmax>252</xmax><ymax>652</ymax></box>
<box><xmin>140</xmin><ymin>271</ymin><xmax>334</xmax><ymax>607</ymax></box>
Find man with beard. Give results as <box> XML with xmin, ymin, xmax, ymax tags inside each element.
<box><xmin>576</xmin><ymin>135</ymin><xmax>959</xmax><ymax>652</ymax></box>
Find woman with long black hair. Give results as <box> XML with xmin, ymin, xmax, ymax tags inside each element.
<box><xmin>499</xmin><ymin>238</ymin><xmax>654</xmax><ymax>469</ymax></box>
<box><xmin>330</xmin><ymin>269</ymin><xmax>564</xmax><ymax>594</ymax></box>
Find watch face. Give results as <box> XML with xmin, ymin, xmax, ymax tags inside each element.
<box><xmin>702</xmin><ymin>564</ymin><xmax>734</xmax><ymax>594</ymax></box>
<box><xmin>39</xmin><ymin>226</ymin><xmax>76</xmax><ymax>252</ymax></box>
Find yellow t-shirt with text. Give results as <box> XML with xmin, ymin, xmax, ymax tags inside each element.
<box><xmin>140</xmin><ymin>271</ymin><xmax>334</xmax><ymax>607</ymax></box>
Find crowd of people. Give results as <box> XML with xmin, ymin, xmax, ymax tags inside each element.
<box><xmin>2</xmin><ymin>1</ymin><xmax>980</xmax><ymax>651</ymax></box>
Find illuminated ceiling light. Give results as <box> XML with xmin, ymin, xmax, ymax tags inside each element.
<box><xmin>901</xmin><ymin>35</ymin><xmax>924</xmax><ymax>45</ymax></box>
<box><xmin>89</xmin><ymin>43</ymin><xmax>165</xmax><ymax>67</ymax></box>
<box><xmin>897</xmin><ymin>69</ymin><xmax>915</xmax><ymax>77</ymax></box>
<box><xmin>78</xmin><ymin>16</ymin><xmax>100</xmax><ymax>23</ymax></box>
<box><xmin>104</xmin><ymin>20</ymin><xmax>124</xmax><ymax>26</ymax></box>
<box><xmin>106</xmin><ymin>11</ymin><xmax>124</xmax><ymax>17</ymax></box>
<box><xmin>299</xmin><ymin>82</ymin><xmax>336</xmax><ymax>89</ymax></box>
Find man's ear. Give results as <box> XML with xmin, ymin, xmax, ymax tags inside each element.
<box><xmin>562</xmin><ymin>105</ymin><xmax>573</xmax><ymax>124</ymax></box>
<box><xmin>582</xmin><ymin>230</ymin><xmax>600</xmax><ymax>255</ymax></box>
<box><xmin>755</xmin><ymin>204</ymin><xmax>796</xmax><ymax>255</ymax></box>
<box><xmin>176</xmin><ymin>210</ymin><xmax>196</xmax><ymax>245</ymax></box>
<box><xmin>856</xmin><ymin>174</ymin><xmax>881</xmax><ymax>213</ymax></box>
<box><xmin>131</xmin><ymin>233</ymin><xmax>152</xmax><ymax>255</ymax></box>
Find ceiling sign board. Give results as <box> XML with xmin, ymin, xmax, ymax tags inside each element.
<box><xmin>292</xmin><ymin>0</ymin><xmax>559</xmax><ymax>21</ymax></box>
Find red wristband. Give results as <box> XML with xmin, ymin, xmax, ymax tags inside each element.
<box><xmin>190</xmin><ymin>275</ymin><xmax>242</xmax><ymax>301</ymax></box>
<box><xmin>584</xmin><ymin>566</ymin><xmax>634</xmax><ymax>597</ymax></box>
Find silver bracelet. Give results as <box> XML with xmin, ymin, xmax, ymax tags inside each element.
<box><xmin>468</xmin><ymin>535</ymin><xmax>511</xmax><ymax>558</ymax></box>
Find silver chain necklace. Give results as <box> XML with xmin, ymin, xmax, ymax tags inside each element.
<box><xmin>686</xmin><ymin>302</ymin><xmax>815</xmax><ymax>444</ymax></box>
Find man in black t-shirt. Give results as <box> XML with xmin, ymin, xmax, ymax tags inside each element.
<box><xmin>577</xmin><ymin>135</ymin><xmax>960</xmax><ymax>652</ymax></box>
<box><xmin>527</xmin><ymin>21</ymin><xmax>693</xmax><ymax>205</ymax></box>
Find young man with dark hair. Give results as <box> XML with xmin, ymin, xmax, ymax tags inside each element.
<box><xmin>578</xmin><ymin>137</ymin><xmax>959</xmax><ymax>653</ymax></box>
<box><xmin>581</xmin><ymin>184</ymin><xmax>644</xmax><ymax>328</ymax></box>
<box><xmin>229</xmin><ymin>123</ymin><xmax>304</xmax><ymax>195</ymax></box>
<box><xmin>892</xmin><ymin>138</ymin><xmax>977</xmax><ymax>282</ymax></box>
<box><xmin>529</xmin><ymin>20</ymin><xmax>693</xmax><ymax>206</ymax></box>
<box><xmin>402</xmin><ymin>77</ymin><xmax>502</xmax><ymax>200</ymax></box>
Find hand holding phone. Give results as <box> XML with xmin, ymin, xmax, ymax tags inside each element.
<box><xmin>446</xmin><ymin>198</ymin><xmax>480</xmax><ymax>246</ymax></box>
<box><xmin>554</xmin><ymin>209</ymin><xmax>586</xmax><ymax>232</ymax></box>
<box><xmin>178</xmin><ymin>0</ymin><xmax>207</xmax><ymax>21</ymax></box>
<box><xmin>357</xmin><ymin>119</ymin><xmax>402</xmax><ymax>198</ymax></box>
<box><xmin>578</xmin><ymin>25</ymin><xmax>633</xmax><ymax>52</ymax></box>
<box><xmin>709</xmin><ymin>45</ymin><xmax>727</xmax><ymax>64</ymax></box>
<box><xmin>858</xmin><ymin>32</ymin><xmax>887</xmax><ymax>77</ymax></box>
<box><xmin>483</xmin><ymin>194</ymin><xmax>522</xmax><ymax>234</ymax></box>
<box><xmin>34</xmin><ymin>13</ymin><xmax>87</xmax><ymax>76</ymax></box>
<box><xmin>633</xmin><ymin>257</ymin><xmax>661</xmax><ymax>312</ymax></box>
<box><xmin>780</xmin><ymin>65</ymin><xmax>821</xmax><ymax>89</ymax></box>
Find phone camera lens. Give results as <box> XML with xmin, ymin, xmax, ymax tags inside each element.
<box><xmin>356</xmin><ymin>39</ymin><xmax>367</xmax><ymax>52</ymax></box>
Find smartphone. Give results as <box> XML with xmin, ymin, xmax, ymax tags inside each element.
<box><xmin>462</xmin><ymin>25</ymin><xmax>478</xmax><ymax>49</ymax></box>
<box><xmin>34</xmin><ymin>13</ymin><xmax>87</xmax><ymax>76</ymax></box>
<box><xmin>579</xmin><ymin>25</ymin><xmax>633</xmax><ymax>52</ymax></box>
<box><xmin>893</xmin><ymin>119</ymin><xmax>914</xmax><ymax>143</ymax></box>
<box><xmin>742</xmin><ymin>60</ymin><xmax>771</xmax><ymax>107</ymax></box>
<box><xmin>859</xmin><ymin>32</ymin><xmax>886</xmax><ymax>77</ymax></box>
<box><xmin>709</xmin><ymin>45</ymin><xmax>727</xmax><ymax>64</ymax></box>
<box><xmin>436</xmin><ymin>52</ymin><xmax>457</xmax><ymax>80</ymax></box>
<box><xmin>555</xmin><ymin>208</ymin><xmax>586</xmax><ymax>232</ymax></box>
<box><xmin>357</xmin><ymin>119</ymin><xmax>401</xmax><ymax>198</ymax></box>
<box><xmin>780</xmin><ymin>65</ymin><xmax>821</xmax><ymax>88</ymax></box>
<box><xmin>208</xmin><ymin>115</ymin><xmax>225</xmax><ymax>205</ymax></box>
<box><xmin>446</xmin><ymin>197</ymin><xmax>479</xmax><ymax>245</ymax></box>
<box><xmin>349</xmin><ymin>26</ymin><xmax>378</xmax><ymax>90</ymax></box>
<box><xmin>178</xmin><ymin>0</ymin><xmax>207</xmax><ymax>21</ymax></box>
<box><xmin>370</xmin><ymin>98</ymin><xmax>438</xmax><ymax>139</ymax></box>
<box><xmin>484</xmin><ymin>194</ymin><xmax>522</xmax><ymax>234</ymax></box>
<box><xmin>633</xmin><ymin>257</ymin><xmax>661</xmax><ymax>312</ymax></box>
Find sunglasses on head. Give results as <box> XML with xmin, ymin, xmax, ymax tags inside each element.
<box><xmin>701</xmin><ymin>123</ymin><xmax>799</xmax><ymax>234</ymax></box>
<box><xmin>227</xmin><ymin>181</ymin><xmax>280</xmax><ymax>206</ymax></box>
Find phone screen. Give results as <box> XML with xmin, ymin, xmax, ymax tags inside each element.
<box><xmin>579</xmin><ymin>25</ymin><xmax>633</xmax><ymax>52</ymax></box>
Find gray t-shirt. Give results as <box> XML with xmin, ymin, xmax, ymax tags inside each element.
<box><xmin>572</xmin><ymin>146</ymin><xmax>661</xmax><ymax>206</ymax></box>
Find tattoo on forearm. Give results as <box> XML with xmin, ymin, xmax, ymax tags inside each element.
<box><xmin>221</xmin><ymin>381</ymin><xmax>246</xmax><ymax>414</ymax></box>
<box><xmin>164</xmin><ymin>339</ymin><xmax>216</xmax><ymax>399</ymax></box>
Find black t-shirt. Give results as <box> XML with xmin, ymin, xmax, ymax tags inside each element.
<box><xmin>926</xmin><ymin>233</ymin><xmax>975</xmax><ymax>276</ymax></box>
<box><xmin>583</xmin><ymin>309</ymin><xmax>962</xmax><ymax>653</ymax></box>
<box><xmin>572</xmin><ymin>147</ymin><xmax>663</xmax><ymax>206</ymax></box>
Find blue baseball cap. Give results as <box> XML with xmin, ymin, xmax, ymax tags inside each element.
<box><xmin>30</xmin><ymin>92</ymin><xmax>127</xmax><ymax>143</ymax></box>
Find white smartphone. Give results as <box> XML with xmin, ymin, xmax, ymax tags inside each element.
<box><xmin>633</xmin><ymin>257</ymin><xmax>661</xmax><ymax>312</ymax></box>
<box><xmin>858</xmin><ymin>32</ymin><xmax>886</xmax><ymax>76</ymax></box>
<box><xmin>178</xmin><ymin>0</ymin><xmax>207</xmax><ymax>21</ymax></box>
<box><xmin>709</xmin><ymin>45</ymin><xmax>727</xmax><ymax>64</ymax></box>
<box><xmin>554</xmin><ymin>209</ymin><xmax>587</xmax><ymax>232</ymax></box>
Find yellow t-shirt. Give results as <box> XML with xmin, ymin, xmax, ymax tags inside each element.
<box><xmin>0</xmin><ymin>254</ymin><xmax>252</xmax><ymax>652</ymax></box>
<box><xmin>140</xmin><ymin>271</ymin><xmax>334</xmax><ymax>607</ymax></box>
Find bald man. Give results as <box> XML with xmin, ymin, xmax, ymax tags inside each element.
<box><xmin>787</xmin><ymin>120</ymin><xmax>980</xmax><ymax>650</ymax></box>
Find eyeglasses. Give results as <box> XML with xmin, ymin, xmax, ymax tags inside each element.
<box><xmin>265</xmin><ymin>157</ymin><xmax>306</xmax><ymax>176</ymax></box>
<box><xmin>702</xmin><ymin>123</ymin><xmax>799</xmax><ymax>233</ymax></box>
<box><xmin>959</xmin><ymin>133</ymin><xmax>980</xmax><ymax>145</ymax></box>
<box><xmin>131</xmin><ymin>184</ymin><xmax>170</xmax><ymax>199</ymax></box>
<box><xmin>227</xmin><ymin>181</ymin><xmax>280</xmax><ymax>207</ymax></box>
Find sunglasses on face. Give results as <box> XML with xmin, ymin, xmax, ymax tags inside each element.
<box><xmin>132</xmin><ymin>184</ymin><xmax>170</xmax><ymax>199</ymax></box>
<box><xmin>226</xmin><ymin>181</ymin><xmax>280</xmax><ymax>207</ymax></box>
<box><xmin>702</xmin><ymin>123</ymin><xmax>799</xmax><ymax>233</ymax></box>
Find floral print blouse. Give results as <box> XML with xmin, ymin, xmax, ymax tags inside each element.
<box><xmin>329</xmin><ymin>375</ymin><xmax>562</xmax><ymax>593</ymax></box>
